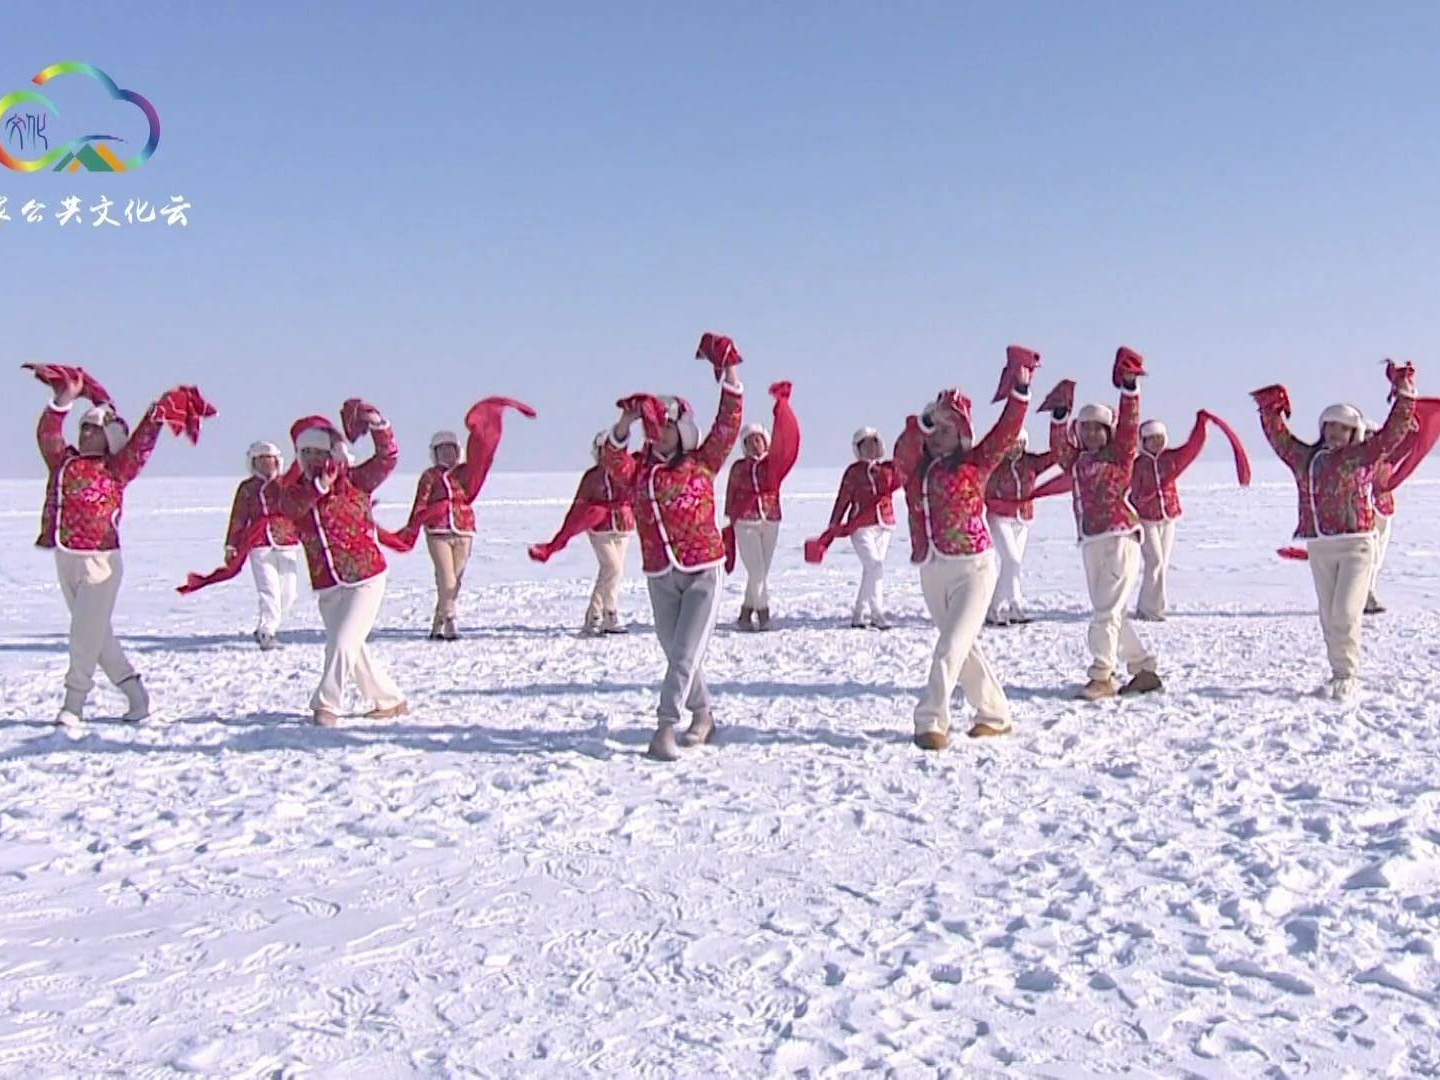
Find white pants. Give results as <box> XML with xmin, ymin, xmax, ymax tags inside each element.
<box><xmin>250</xmin><ymin>546</ymin><xmax>301</xmax><ymax>636</ymax></box>
<box><xmin>914</xmin><ymin>552</ymin><xmax>1010</xmax><ymax>735</ymax></box>
<box><xmin>55</xmin><ymin>550</ymin><xmax>136</xmax><ymax>698</ymax></box>
<box><xmin>647</xmin><ymin>566</ymin><xmax>725</xmax><ymax>722</ymax></box>
<box><xmin>1137</xmin><ymin>519</ymin><xmax>1178</xmax><ymax>619</ymax></box>
<box><xmin>1370</xmin><ymin>514</ymin><xmax>1393</xmax><ymax>597</ymax></box>
<box><xmin>986</xmin><ymin>514</ymin><xmax>1030</xmax><ymax>617</ymax></box>
<box><xmin>1308</xmin><ymin>535</ymin><xmax>1376</xmax><ymax>680</ymax></box>
<box><xmin>586</xmin><ymin>532</ymin><xmax>630</xmax><ymax>622</ymax></box>
<box><xmin>312</xmin><ymin>575</ymin><xmax>404</xmax><ymax>715</ymax></box>
<box><xmin>735</xmin><ymin>519</ymin><xmax>780</xmax><ymax>611</ymax></box>
<box><xmin>850</xmin><ymin>525</ymin><xmax>892</xmax><ymax>620</ymax></box>
<box><xmin>1082</xmin><ymin>535</ymin><xmax>1156</xmax><ymax>683</ymax></box>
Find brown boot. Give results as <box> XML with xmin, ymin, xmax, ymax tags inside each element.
<box><xmin>967</xmin><ymin>719</ymin><xmax>1012</xmax><ymax>738</ymax></box>
<box><xmin>1119</xmin><ymin>670</ymin><xmax>1163</xmax><ymax>696</ymax></box>
<box><xmin>366</xmin><ymin>701</ymin><xmax>410</xmax><ymax>720</ymax></box>
<box><xmin>736</xmin><ymin>606</ymin><xmax>755</xmax><ymax>631</ymax></box>
<box><xmin>1364</xmin><ymin>594</ymin><xmax>1385</xmax><ymax>615</ymax></box>
<box><xmin>679</xmin><ymin>709</ymin><xmax>715</xmax><ymax>747</ymax></box>
<box><xmin>428</xmin><ymin>614</ymin><xmax>445</xmax><ymax>641</ymax></box>
<box><xmin>1077</xmin><ymin>678</ymin><xmax>1117</xmax><ymax>702</ymax></box>
<box><xmin>756</xmin><ymin>608</ymin><xmax>771</xmax><ymax>631</ymax></box>
<box><xmin>914</xmin><ymin>730</ymin><xmax>950</xmax><ymax>751</ymax></box>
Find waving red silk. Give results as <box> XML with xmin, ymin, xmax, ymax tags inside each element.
<box><xmin>1039</xmin><ymin>379</ymin><xmax>1076</xmax><ymax>415</ymax></box>
<box><xmin>152</xmin><ymin>386</ymin><xmax>217</xmax><ymax>444</ymax></box>
<box><xmin>529</xmin><ymin>503</ymin><xmax>611</xmax><ymax>564</ymax></box>
<box><xmin>1250</xmin><ymin>384</ymin><xmax>1292</xmax><ymax>418</ymax></box>
<box><xmin>1378</xmin><ymin>397</ymin><xmax>1440</xmax><ymax>493</ymax></box>
<box><xmin>616</xmin><ymin>394</ymin><xmax>669</xmax><ymax>445</ymax></box>
<box><xmin>23</xmin><ymin>362</ymin><xmax>113</xmax><ymax>406</ymax></box>
<box><xmin>991</xmin><ymin>346</ymin><xmax>1042</xmax><ymax>404</ymax></box>
<box><xmin>696</xmin><ymin>332</ymin><xmax>743</xmax><ymax>379</ymax></box>
<box><xmin>1112</xmin><ymin>346</ymin><xmax>1146</xmax><ymax>388</ymax></box>
<box><xmin>1197</xmin><ymin>410</ymin><xmax>1252</xmax><ymax>487</ymax></box>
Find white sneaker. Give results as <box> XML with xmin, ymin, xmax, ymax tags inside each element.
<box><xmin>1331</xmin><ymin>677</ymin><xmax>1360</xmax><ymax>702</ymax></box>
<box><xmin>55</xmin><ymin>707</ymin><xmax>83</xmax><ymax>729</ymax></box>
<box><xmin>120</xmin><ymin>676</ymin><xmax>150</xmax><ymax>722</ymax></box>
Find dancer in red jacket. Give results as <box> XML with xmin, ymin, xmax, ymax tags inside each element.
<box><xmin>1045</xmin><ymin>347</ymin><xmax>1163</xmax><ymax>701</ymax></box>
<box><xmin>1129</xmin><ymin>416</ymin><xmax>1205</xmax><ymax>621</ymax></box>
<box><xmin>827</xmin><ymin>427</ymin><xmax>896</xmax><ymax>629</ymax></box>
<box><xmin>1254</xmin><ymin>363</ymin><xmax>1417</xmax><ymax>700</ymax></box>
<box><xmin>226</xmin><ymin>441</ymin><xmax>303</xmax><ymax>650</ymax></box>
<box><xmin>725</xmin><ymin>424</ymin><xmax>781</xmax><ymax>630</ymax></box>
<box><xmin>279</xmin><ymin>405</ymin><xmax>408</xmax><ymax>726</ymax></box>
<box><xmin>407</xmin><ymin>431</ymin><xmax>477</xmax><ymax>641</ymax></box>
<box><xmin>983</xmin><ymin>429</ymin><xmax>1055</xmax><ymax>626</ymax></box>
<box><xmin>602</xmin><ymin>335</ymin><xmax>744</xmax><ymax>761</ymax></box>
<box><xmin>529</xmin><ymin>432</ymin><xmax>638</xmax><ymax>635</ymax></box>
<box><xmin>1366</xmin><ymin>420</ymin><xmax>1396</xmax><ymax>616</ymax></box>
<box><xmin>32</xmin><ymin>367</ymin><xmax>213</xmax><ymax>727</ymax></box>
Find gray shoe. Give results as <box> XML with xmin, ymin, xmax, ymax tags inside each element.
<box><xmin>679</xmin><ymin>709</ymin><xmax>715</xmax><ymax>747</ymax></box>
<box><xmin>120</xmin><ymin>675</ymin><xmax>150</xmax><ymax>722</ymax></box>
<box><xmin>647</xmin><ymin>722</ymin><xmax>681</xmax><ymax>762</ymax></box>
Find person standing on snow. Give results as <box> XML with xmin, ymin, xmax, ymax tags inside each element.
<box><xmin>1043</xmin><ymin>347</ymin><xmax>1163</xmax><ymax>702</ymax></box>
<box><xmin>1128</xmin><ymin>416</ymin><xmax>1206</xmax><ymax>622</ymax></box>
<box><xmin>1253</xmin><ymin>362</ymin><xmax>1418</xmax><ymax>700</ymax></box>
<box><xmin>1366</xmin><ymin>420</ymin><xmax>1396</xmax><ymax>616</ymax></box>
<box><xmin>601</xmin><ymin>334</ymin><xmax>747</xmax><ymax>761</ymax></box>
<box><xmin>528</xmin><ymin>431</ymin><xmax>637</xmax><ymax>636</ymax></box>
<box><xmin>279</xmin><ymin>405</ymin><xmax>408</xmax><ymax>727</ymax></box>
<box><xmin>31</xmin><ymin>367</ymin><xmax>213</xmax><ymax>728</ymax></box>
<box><xmin>982</xmin><ymin>428</ymin><xmax>1055</xmax><ymax>627</ymax></box>
<box><xmin>826</xmin><ymin>427</ymin><xmax>897</xmax><ymax>629</ymax></box>
<box><xmin>406</xmin><ymin>430</ymin><xmax>477</xmax><ymax>641</ymax></box>
<box><xmin>225</xmin><ymin>441</ymin><xmax>303</xmax><ymax>650</ymax></box>
<box><xmin>723</xmin><ymin>394</ymin><xmax>801</xmax><ymax>630</ymax></box>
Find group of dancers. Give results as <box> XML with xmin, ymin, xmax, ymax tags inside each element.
<box><xmin>24</xmin><ymin>337</ymin><xmax>1434</xmax><ymax>759</ymax></box>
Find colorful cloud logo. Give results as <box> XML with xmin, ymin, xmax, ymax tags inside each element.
<box><xmin>0</xmin><ymin>62</ymin><xmax>160</xmax><ymax>173</ymax></box>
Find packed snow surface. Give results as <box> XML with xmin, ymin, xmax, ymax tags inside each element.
<box><xmin>1</xmin><ymin>463</ymin><xmax>1438</xmax><ymax>1076</ymax></box>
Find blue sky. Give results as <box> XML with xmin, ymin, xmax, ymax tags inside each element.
<box><xmin>3</xmin><ymin>2</ymin><xmax>1438</xmax><ymax>476</ymax></box>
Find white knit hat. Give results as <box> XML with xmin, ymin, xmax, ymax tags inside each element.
<box><xmin>660</xmin><ymin>396</ymin><xmax>700</xmax><ymax>452</ymax></box>
<box><xmin>80</xmin><ymin>403</ymin><xmax>129</xmax><ymax>455</ymax></box>
<box><xmin>1319</xmin><ymin>403</ymin><xmax>1365</xmax><ymax>439</ymax></box>
<box><xmin>852</xmin><ymin>426</ymin><xmax>881</xmax><ymax>459</ymax></box>
<box><xmin>1075</xmin><ymin>403</ymin><xmax>1115</xmax><ymax>429</ymax></box>
<box><xmin>429</xmin><ymin>429</ymin><xmax>461</xmax><ymax>466</ymax></box>
<box><xmin>246</xmin><ymin>440</ymin><xmax>283</xmax><ymax>476</ymax></box>
<box><xmin>741</xmin><ymin>422</ymin><xmax>769</xmax><ymax>453</ymax></box>
<box><xmin>1140</xmin><ymin>420</ymin><xmax>1168</xmax><ymax>448</ymax></box>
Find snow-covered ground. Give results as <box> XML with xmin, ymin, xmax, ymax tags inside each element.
<box><xmin>1</xmin><ymin>462</ymin><xmax>1439</xmax><ymax>1077</ymax></box>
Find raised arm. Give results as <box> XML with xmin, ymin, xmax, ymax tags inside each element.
<box><xmin>1042</xmin><ymin>379</ymin><xmax>1079</xmax><ymax>471</ymax></box>
<box><xmin>351</xmin><ymin>421</ymin><xmax>399</xmax><ymax>494</ymax></box>
<box><xmin>756</xmin><ymin>382</ymin><xmax>800</xmax><ymax>493</ymax></box>
<box><xmin>695</xmin><ymin>369</ymin><xmax>744</xmax><ymax>475</ymax></box>
<box><xmin>1026</xmin><ymin>448</ymin><xmax>1058</xmax><ymax>474</ymax></box>
<box><xmin>971</xmin><ymin>384</ymin><xmax>1031</xmax><ymax>471</ymax></box>
<box><xmin>108</xmin><ymin>402</ymin><xmax>165</xmax><ymax>485</ymax></box>
<box><xmin>37</xmin><ymin>401</ymin><xmax>71</xmax><ymax>471</ymax></box>
<box><xmin>1358</xmin><ymin>385</ymin><xmax>1418</xmax><ymax>468</ymax></box>
<box><xmin>1162</xmin><ymin>411</ymin><xmax>1208</xmax><ymax>481</ymax></box>
<box><xmin>1112</xmin><ymin>385</ymin><xmax>1141</xmax><ymax>469</ymax></box>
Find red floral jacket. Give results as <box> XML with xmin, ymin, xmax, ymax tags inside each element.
<box><xmin>278</xmin><ymin>425</ymin><xmax>400</xmax><ymax>589</ymax></box>
<box><xmin>36</xmin><ymin>401</ymin><xmax>164</xmax><ymax>552</ymax></box>
<box><xmin>1130</xmin><ymin>415</ymin><xmax>1206</xmax><ymax>522</ymax></box>
<box><xmin>1051</xmin><ymin>388</ymin><xmax>1142</xmax><ymax>543</ymax></box>
<box><xmin>407</xmin><ymin>465</ymin><xmax>478</xmax><ymax>536</ymax></box>
<box><xmin>602</xmin><ymin>383</ymin><xmax>742</xmax><ymax>575</ymax></box>
<box><xmin>575</xmin><ymin>464</ymin><xmax>635</xmax><ymax>534</ymax></box>
<box><xmin>1260</xmin><ymin>393</ymin><xmax>1414</xmax><ymax>540</ymax></box>
<box><xmin>904</xmin><ymin>389</ymin><xmax>1030</xmax><ymax>563</ymax></box>
<box><xmin>725</xmin><ymin>456</ymin><xmax>782</xmax><ymax>523</ymax></box>
<box><xmin>226</xmin><ymin>475</ymin><xmax>301</xmax><ymax>552</ymax></box>
<box><xmin>984</xmin><ymin>450</ymin><xmax>1057</xmax><ymax>522</ymax></box>
<box><xmin>828</xmin><ymin>461</ymin><xmax>898</xmax><ymax>531</ymax></box>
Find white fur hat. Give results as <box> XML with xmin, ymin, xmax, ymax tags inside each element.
<box><xmin>592</xmin><ymin>429</ymin><xmax>611</xmax><ymax>463</ymax></box>
<box><xmin>660</xmin><ymin>396</ymin><xmax>700</xmax><ymax>453</ymax></box>
<box><xmin>741</xmin><ymin>422</ymin><xmax>769</xmax><ymax>451</ymax></box>
<box><xmin>1140</xmin><ymin>420</ymin><xmax>1168</xmax><ymax>448</ymax></box>
<box><xmin>1075</xmin><ymin>403</ymin><xmax>1115</xmax><ymax>429</ymax></box>
<box><xmin>295</xmin><ymin>427</ymin><xmax>335</xmax><ymax>453</ymax></box>
<box><xmin>852</xmin><ymin>426</ymin><xmax>881</xmax><ymax>459</ymax></box>
<box><xmin>246</xmin><ymin>440</ymin><xmax>283</xmax><ymax>476</ymax></box>
<box><xmin>1320</xmin><ymin>403</ymin><xmax>1365</xmax><ymax>438</ymax></box>
<box><xmin>80</xmin><ymin>403</ymin><xmax>129</xmax><ymax>455</ymax></box>
<box><xmin>429</xmin><ymin>429</ymin><xmax>461</xmax><ymax>466</ymax></box>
